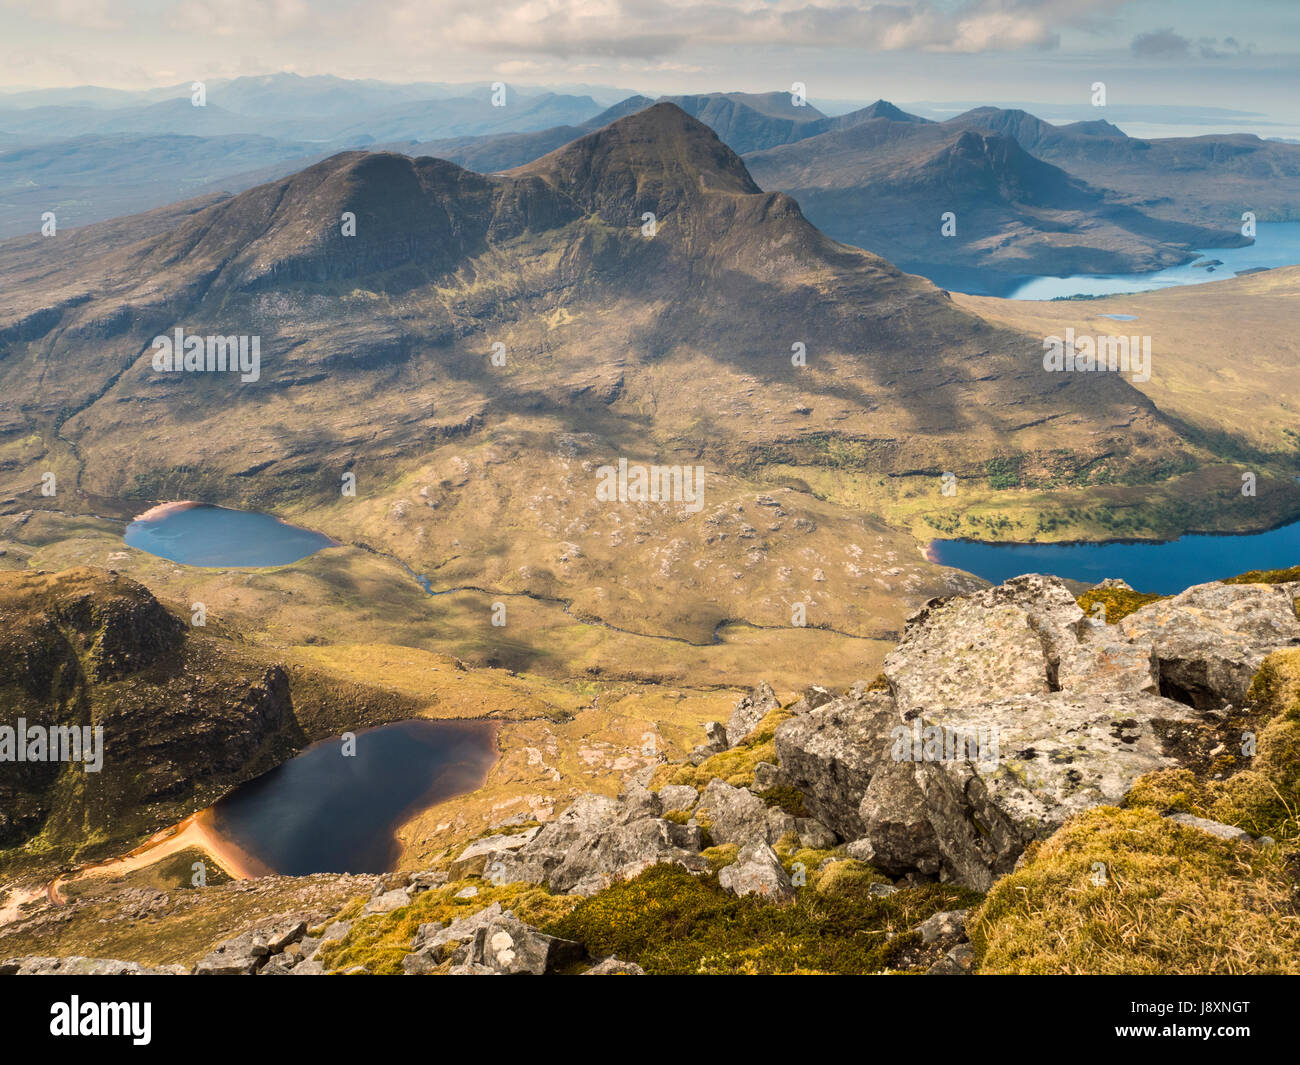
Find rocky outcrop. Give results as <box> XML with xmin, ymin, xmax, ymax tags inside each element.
<box><xmin>453</xmin><ymin>914</ymin><xmax>584</xmax><ymax>975</ymax></box>
<box><xmin>773</xmin><ymin>687</ymin><xmax>896</xmax><ymax>839</ymax></box>
<box><xmin>883</xmin><ymin>575</ymin><xmax>1086</xmax><ymax>716</ymax></box>
<box><xmin>193</xmin><ymin>920</ymin><xmax>306</xmax><ymax>975</ymax></box>
<box><xmin>725</xmin><ymin>681</ymin><xmax>779</xmax><ymax>746</ymax></box>
<box><xmin>855</xmin><ymin>757</ymin><xmax>941</xmax><ymax>876</ymax></box>
<box><xmin>774</xmin><ymin>575</ymin><xmax>1300</xmax><ymax>890</ymax></box>
<box><xmin>657</xmin><ymin>784</ymin><xmax>699</xmax><ymax>814</ymax></box>
<box><xmin>448</xmin><ymin>828</ymin><xmax>541</xmax><ymax>880</ymax></box>
<box><xmin>697</xmin><ymin>779</ymin><xmax>789</xmax><ymax>846</ymax></box>
<box><xmin>1118</xmin><ymin>582</ymin><xmax>1300</xmax><ymax>708</ymax></box>
<box><xmin>491</xmin><ymin>791</ymin><xmax>706</xmax><ymax>894</ymax></box>
<box><xmin>717</xmin><ymin>841</ymin><xmax>795</xmax><ymax>902</ymax></box>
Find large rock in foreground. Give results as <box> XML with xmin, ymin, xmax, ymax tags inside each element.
<box><xmin>910</xmin><ymin>690</ymin><xmax>1208</xmax><ymax>890</ymax></box>
<box><xmin>1119</xmin><ymin>581</ymin><xmax>1300</xmax><ymax>708</ymax></box>
<box><xmin>494</xmin><ymin>791</ymin><xmax>706</xmax><ymax>894</ymax></box>
<box><xmin>776</xmin><ymin>575</ymin><xmax>1300</xmax><ymax>889</ymax></box>
<box><xmin>773</xmin><ymin>687</ymin><xmax>896</xmax><ymax>840</ymax></box>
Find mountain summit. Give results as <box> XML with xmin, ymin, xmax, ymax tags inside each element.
<box><xmin>516</xmin><ymin>102</ymin><xmax>763</xmax><ymax>224</ymax></box>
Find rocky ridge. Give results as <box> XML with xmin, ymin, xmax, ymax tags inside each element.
<box><xmin>5</xmin><ymin>571</ymin><xmax>1296</xmax><ymax>974</ymax></box>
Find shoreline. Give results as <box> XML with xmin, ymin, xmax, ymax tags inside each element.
<box><xmin>390</xmin><ymin>720</ymin><xmax>503</xmax><ymax>870</ymax></box>
<box><xmin>130</xmin><ymin>499</ymin><xmax>204</xmax><ymax>523</ymax></box>
<box><xmin>927</xmin><ymin>511</ymin><xmax>1300</xmax><ymax>553</ymax></box>
<box><xmin>46</xmin><ymin>809</ymin><xmax>270</xmax><ymax>905</ymax></box>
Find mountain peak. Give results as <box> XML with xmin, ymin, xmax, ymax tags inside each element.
<box><xmin>514</xmin><ymin>102</ymin><xmax>763</xmax><ymax>224</ymax></box>
<box><xmin>859</xmin><ymin>99</ymin><xmax>925</xmax><ymax>122</ymax></box>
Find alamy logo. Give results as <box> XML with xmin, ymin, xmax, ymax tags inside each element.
<box><xmin>151</xmin><ymin>327</ymin><xmax>261</xmax><ymax>383</ymax></box>
<box><xmin>891</xmin><ymin>720</ymin><xmax>999</xmax><ymax>765</ymax></box>
<box><xmin>1042</xmin><ymin>328</ymin><xmax>1151</xmax><ymax>383</ymax></box>
<box><xmin>50</xmin><ymin>997</ymin><xmax>150</xmax><ymax>1045</ymax></box>
<box><xmin>596</xmin><ymin>458</ymin><xmax>705</xmax><ymax>513</ymax></box>
<box><xmin>0</xmin><ymin>719</ymin><xmax>103</xmax><ymax>773</ymax></box>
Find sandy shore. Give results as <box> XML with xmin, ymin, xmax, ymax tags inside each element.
<box><xmin>131</xmin><ymin>500</ymin><xmax>204</xmax><ymax>522</ymax></box>
<box><xmin>46</xmin><ymin>809</ymin><xmax>268</xmax><ymax>904</ymax></box>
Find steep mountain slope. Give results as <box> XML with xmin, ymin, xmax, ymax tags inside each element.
<box><xmin>744</xmin><ymin>114</ymin><xmax>1244</xmax><ymax>288</ymax></box>
<box><xmin>0</xmin><ymin>104</ymin><xmax>1282</xmax><ymax>652</ymax></box>
<box><xmin>0</xmin><ymin>567</ymin><xmax>418</xmax><ymax>871</ymax></box>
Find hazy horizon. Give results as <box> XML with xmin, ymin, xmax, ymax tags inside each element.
<box><xmin>0</xmin><ymin>0</ymin><xmax>1296</xmax><ymax>137</ymax></box>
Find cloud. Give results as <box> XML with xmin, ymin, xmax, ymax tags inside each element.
<box><xmin>1130</xmin><ymin>27</ymin><xmax>1190</xmax><ymax>58</ymax></box>
<box><xmin>1197</xmin><ymin>35</ymin><xmax>1255</xmax><ymax>59</ymax></box>
<box><xmin>1131</xmin><ymin>26</ymin><xmax>1258</xmax><ymax>61</ymax></box>
<box><xmin>3</xmin><ymin>0</ymin><xmax>123</xmax><ymax>30</ymax></box>
<box><xmin>412</xmin><ymin>0</ymin><xmax>1132</xmax><ymax>58</ymax></box>
<box><xmin>151</xmin><ymin>0</ymin><xmax>1125</xmax><ymax>58</ymax></box>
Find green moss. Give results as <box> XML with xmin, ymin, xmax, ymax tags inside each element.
<box><xmin>699</xmin><ymin>844</ymin><xmax>738</xmax><ymax>872</ymax></box>
<box><xmin>1223</xmin><ymin>565</ymin><xmax>1300</xmax><ymax>585</ymax></box>
<box><xmin>972</xmin><ymin>807</ymin><xmax>1300</xmax><ymax>974</ymax></box>
<box><xmin>866</xmin><ymin>674</ymin><xmax>891</xmax><ymax>693</ymax></box>
<box><xmin>756</xmin><ymin>784</ymin><xmax>808</xmax><ymax>818</ymax></box>
<box><xmin>1075</xmin><ymin>587</ymin><xmax>1165</xmax><ymax>623</ymax></box>
<box><xmin>544</xmin><ymin>863</ymin><xmax>978</xmax><ymax>975</ymax></box>
<box><xmin>810</xmin><ymin>859</ymin><xmax>890</xmax><ymax>897</ymax></box>
<box><xmin>317</xmin><ymin>880</ymin><xmax>580</xmax><ymax>974</ymax></box>
<box><xmin>656</xmin><ymin>706</ymin><xmax>794</xmax><ymax>791</ymax></box>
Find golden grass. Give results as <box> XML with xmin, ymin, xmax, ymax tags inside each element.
<box><xmin>972</xmin><ymin>807</ymin><xmax>1300</xmax><ymax>974</ymax></box>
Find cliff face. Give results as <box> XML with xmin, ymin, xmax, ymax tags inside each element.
<box><xmin>0</xmin><ymin>567</ymin><xmax>413</xmax><ymax>865</ymax></box>
<box><xmin>0</xmin><ymin>568</ymin><xmax>295</xmax><ymax>853</ymax></box>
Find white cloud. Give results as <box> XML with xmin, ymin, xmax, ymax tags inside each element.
<box><xmin>148</xmin><ymin>0</ymin><xmax>1129</xmax><ymax>58</ymax></box>
<box><xmin>3</xmin><ymin>0</ymin><xmax>124</xmax><ymax>30</ymax></box>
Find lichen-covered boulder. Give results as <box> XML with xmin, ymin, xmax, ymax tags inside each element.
<box><xmin>494</xmin><ymin>794</ymin><xmax>621</xmax><ymax>885</ymax></box>
<box><xmin>449</xmin><ymin>827</ymin><xmax>541</xmax><ymax>880</ymax></box>
<box><xmin>459</xmin><ymin>914</ymin><xmax>584</xmax><ymax>975</ymax></box>
<box><xmin>883</xmin><ymin>575</ymin><xmax>1087</xmax><ymax>715</ymax></box>
<box><xmin>912</xmin><ymin>690</ymin><xmax>1205</xmax><ymax>890</ymax></box>
<box><xmin>696</xmin><ymin>779</ymin><xmax>773</xmax><ymax>846</ymax></box>
<box><xmin>717</xmin><ymin>841</ymin><xmax>795</xmax><ymax>902</ymax></box>
<box><xmin>547</xmin><ymin>817</ymin><xmax>707</xmax><ymax>895</ymax></box>
<box><xmin>656</xmin><ymin>784</ymin><xmax>699</xmax><ymax>814</ymax></box>
<box><xmin>1119</xmin><ymin>581</ymin><xmax>1300</xmax><ymax>708</ymax></box>
<box><xmin>773</xmin><ymin>689</ymin><xmax>896</xmax><ymax>839</ymax></box>
<box><xmin>855</xmin><ymin>757</ymin><xmax>941</xmax><ymax>876</ymax></box>
<box><xmin>725</xmin><ymin>681</ymin><xmax>779</xmax><ymax>746</ymax></box>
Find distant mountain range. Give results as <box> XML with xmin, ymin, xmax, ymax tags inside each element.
<box><xmin>744</xmin><ymin>112</ymin><xmax>1246</xmax><ymax>288</ymax></box>
<box><xmin>5</xmin><ymin>104</ymin><xmax>1262</xmax><ymax>650</ymax></box>
<box><xmin>2</xmin><ymin>79</ymin><xmax>1294</xmax><ymax>289</ymax></box>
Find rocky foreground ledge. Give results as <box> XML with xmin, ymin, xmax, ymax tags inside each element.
<box><xmin>7</xmin><ymin>571</ymin><xmax>1300</xmax><ymax>975</ymax></box>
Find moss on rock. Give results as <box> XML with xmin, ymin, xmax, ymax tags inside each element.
<box><xmin>1074</xmin><ymin>586</ymin><xmax>1164</xmax><ymax>623</ymax></box>
<box><xmin>544</xmin><ymin>863</ymin><xmax>977</xmax><ymax>975</ymax></box>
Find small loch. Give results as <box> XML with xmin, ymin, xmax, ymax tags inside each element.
<box><xmin>124</xmin><ymin>501</ymin><xmax>336</xmax><ymax>567</ymax></box>
<box><xmin>930</xmin><ymin>519</ymin><xmax>1300</xmax><ymax>594</ymax></box>
<box><xmin>209</xmin><ymin>720</ymin><xmax>499</xmax><ymax>875</ymax></box>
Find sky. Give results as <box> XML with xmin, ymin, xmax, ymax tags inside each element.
<box><xmin>1</xmin><ymin>0</ymin><xmax>1296</xmax><ymax>132</ymax></box>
